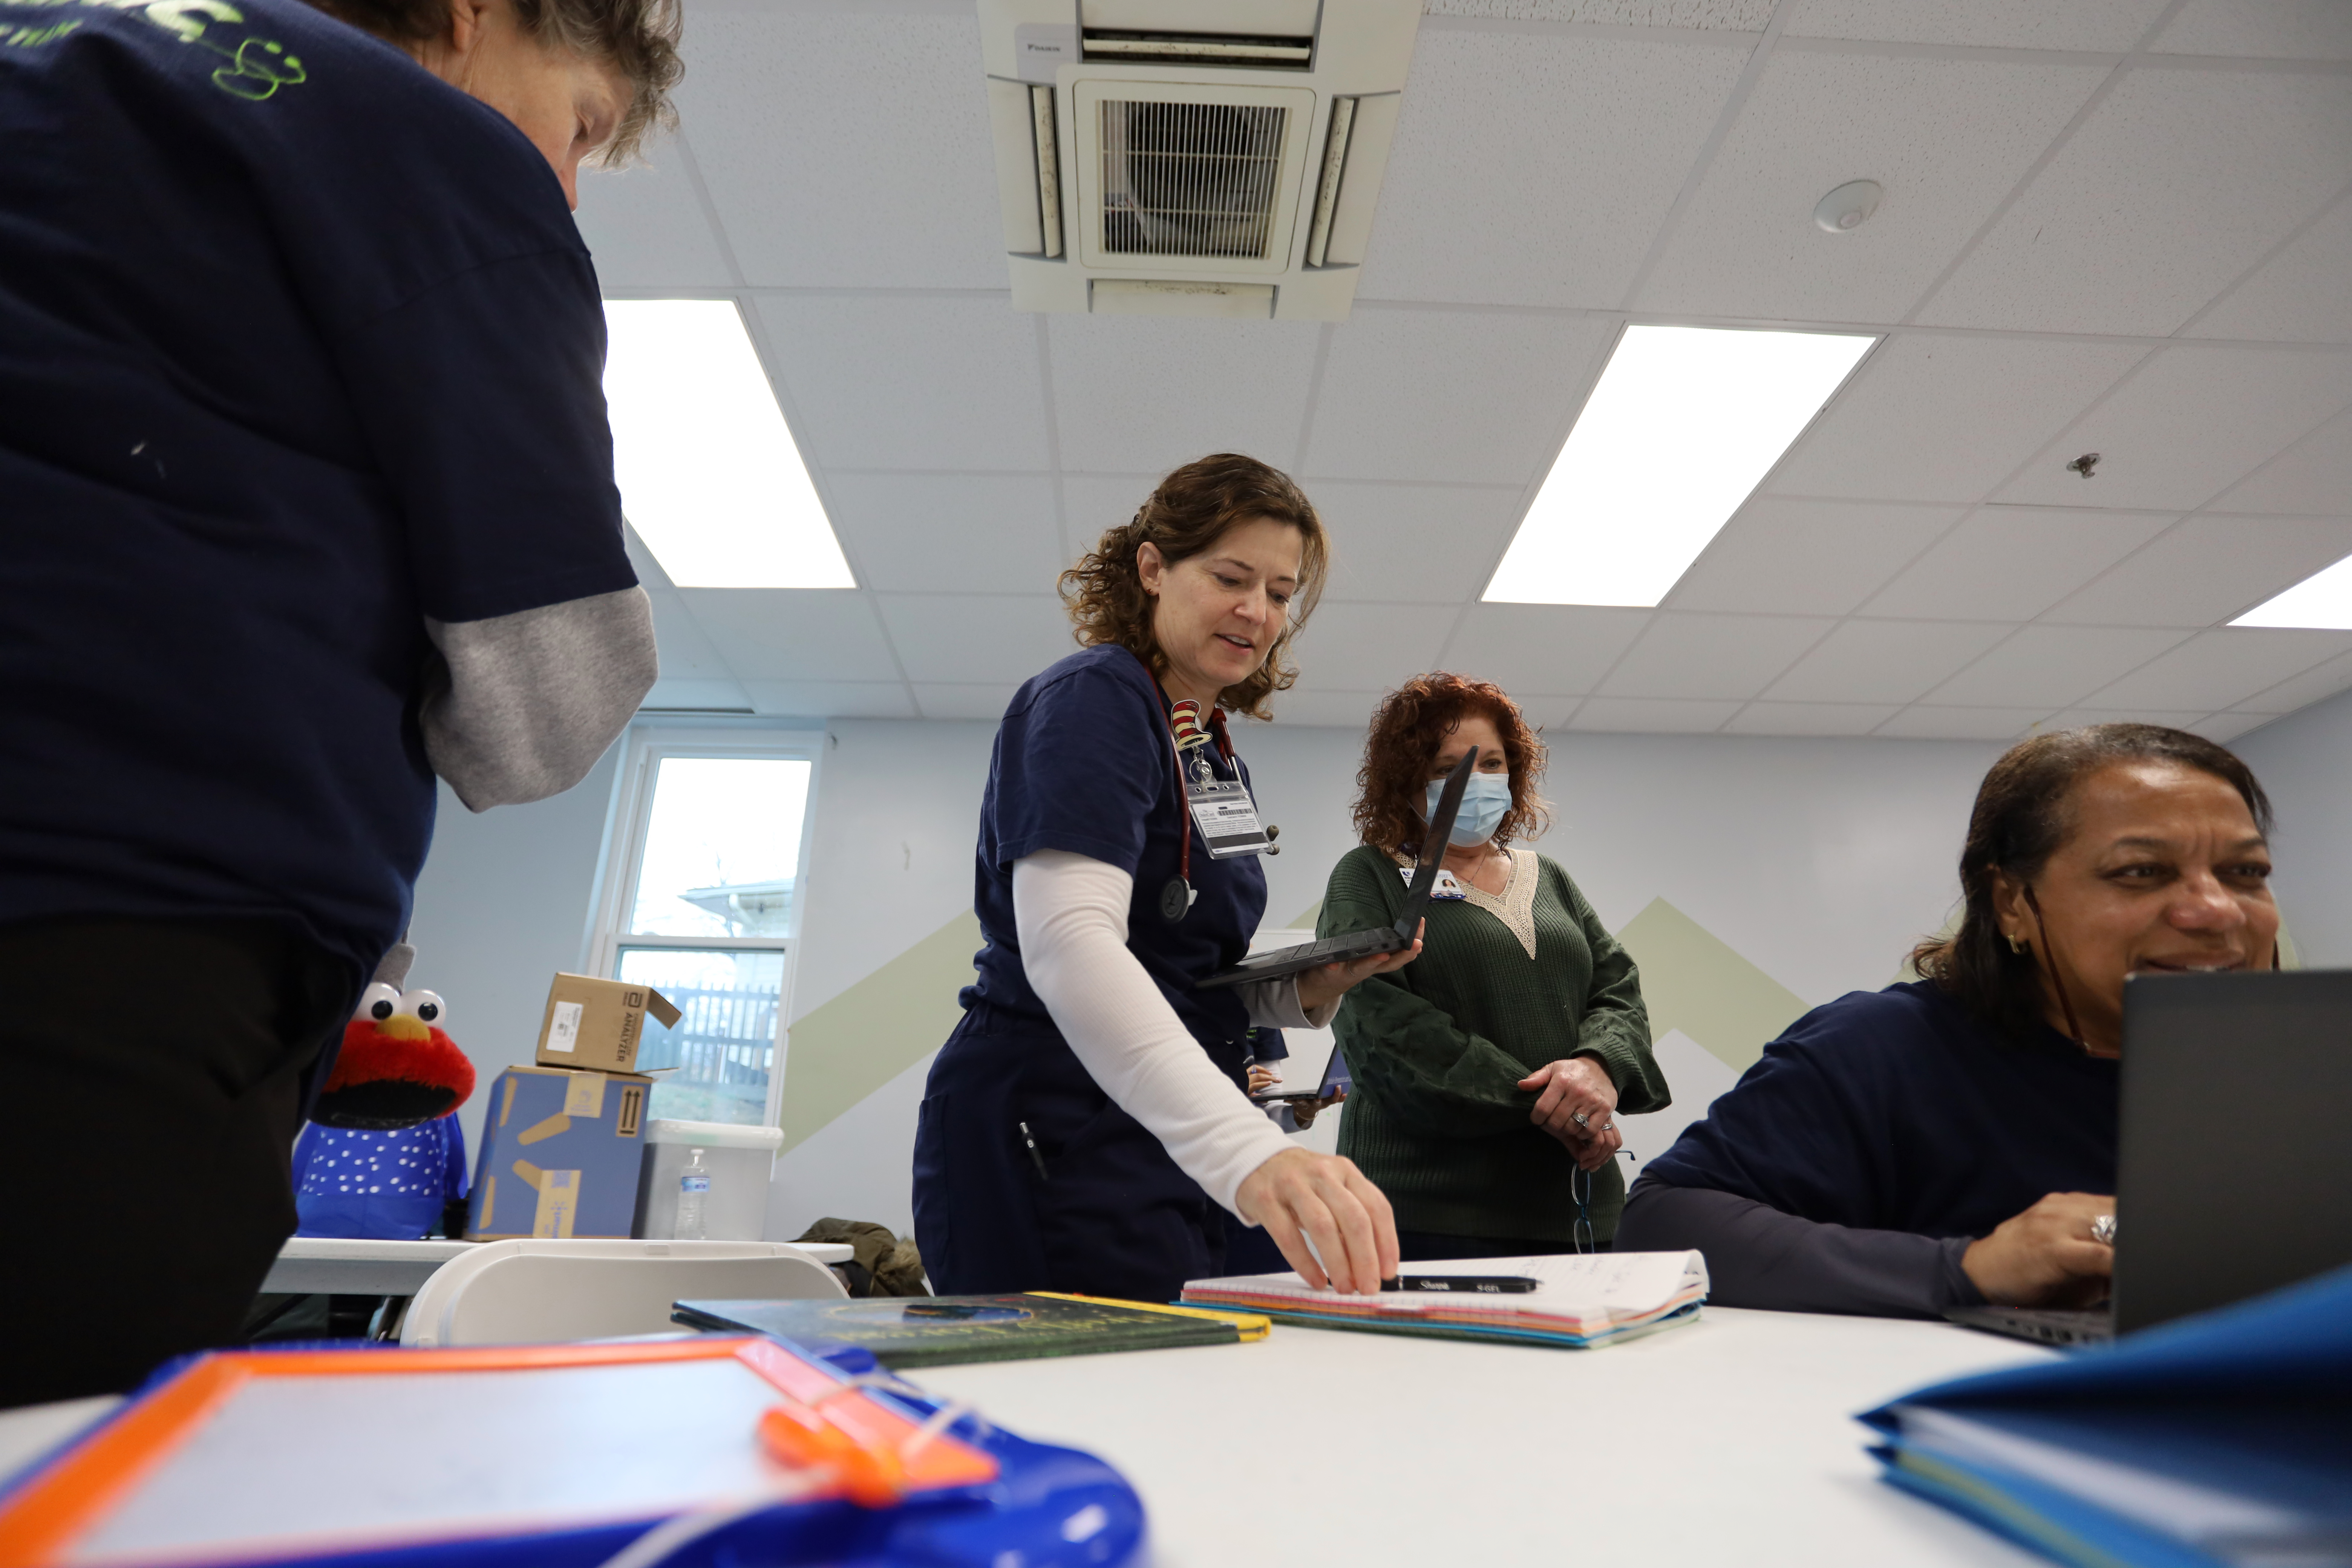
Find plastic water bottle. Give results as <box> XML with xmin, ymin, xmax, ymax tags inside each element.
<box><xmin>675</xmin><ymin>1148</ymin><xmax>710</xmax><ymax>1240</ymax></box>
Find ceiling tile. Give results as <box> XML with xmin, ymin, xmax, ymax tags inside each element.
<box><xmin>1874</xmin><ymin>706</ymin><xmax>2047</xmax><ymax>740</ymax></box>
<box><xmin>874</xmin><ymin>594</ymin><xmax>1074</xmax><ymax>686</ymax></box>
<box><xmin>1288</xmin><ymin>602</ymin><xmax>1455</xmax><ymax>693</ymax></box>
<box><xmin>1425</xmin><ymin>0</ymin><xmax>1772</xmax><ymax>25</ymax></box>
<box><xmin>2210</xmin><ymin>408</ymin><xmax>2352</xmax><ymax>516</ymax></box>
<box><xmin>1438</xmin><ymin>605</ymin><xmax>1652</xmax><ymax>694</ymax></box>
<box><xmin>911</xmin><ymin>683</ymin><xmax>1018</xmax><ymax>721</ymax></box>
<box><xmin>741</xmin><ymin>680</ymin><xmax>915</xmax><ymax>719</ymax></box>
<box><xmin>1861</xmin><ymin>507</ymin><xmax>2173</xmax><ymax>621</ymax></box>
<box><xmin>1723</xmin><ymin>701</ymin><xmax>1902</xmax><ymax>736</ymax></box>
<box><xmin>2189</xmin><ymin>197</ymin><xmax>2352</xmax><ymax>345</ymax></box>
<box><xmin>644</xmin><ymin>586</ymin><xmax>734</xmax><ymax>681</ymax></box>
<box><xmin>2086</xmin><ymin>628</ymin><xmax>2352</xmax><ymax>710</ymax></box>
<box><xmin>1667</xmin><ymin>498</ymin><xmax>1961</xmax><ymax>616</ymax></box>
<box><xmin>677</xmin><ymin>9</ymin><xmax>1002</xmax><ymax>289</ymax></box>
<box><xmin>2151</xmin><ymin>0</ymin><xmax>2352</xmax><ymax>60</ymax></box>
<box><xmin>1304</xmin><ymin>483</ymin><xmax>1526</xmax><ymax>605</ymax></box>
<box><xmin>1784</xmin><ymin>0</ymin><xmax>2169</xmax><ymax>50</ymax></box>
<box><xmin>2231</xmin><ymin>649</ymin><xmax>2352</xmax><ymax>713</ymax></box>
<box><xmin>681</xmin><ymin>590</ymin><xmax>902</xmax><ymax>682</ymax></box>
<box><xmin>1565</xmin><ymin>697</ymin><xmax>1742</xmax><ymax>733</ymax></box>
<box><xmin>1354</xmin><ymin>30</ymin><xmax>1750</xmax><ymax>309</ymax></box>
<box><xmin>1926</xmin><ymin>625</ymin><xmax>2189</xmax><ymax>707</ymax></box>
<box><xmin>1595</xmin><ymin>613</ymin><xmax>1835</xmax><ymax>699</ymax></box>
<box><xmin>1305</xmin><ymin>310</ymin><xmax>1617</xmax><ymax>485</ymax></box>
<box><xmin>642</xmin><ymin>678</ymin><xmax>752</xmax><ymax>711</ymax></box>
<box><xmin>1047</xmin><ymin>315</ymin><xmax>1324</xmax><ymax>475</ymax></box>
<box><xmin>824</xmin><ymin>473</ymin><xmax>1064</xmax><ymax>594</ymax></box>
<box><xmin>1767</xmin><ymin>335</ymin><xmax>2147</xmax><ymax>504</ymax></box>
<box><xmin>1058</xmin><ymin>474</ymin><xmax>1162</xmax><ymax>555</ymax></box>
<box><xmin>2189</xmin><ymin>712</ymin><xmax>2273</xmax><ymax>743</ymax></box>
<box><xmin>2043</xmin><ymin>516</ymin><xmax>2352</xmax><ymax>627</ymax></box>
<box><xmin>1637</xmin><ymin>51</ymin><xmax>2104</xmax><ymax>322</ymax></box>
<box><xmin>1995</xmin><ymin>345</ymin><xmax>2352</xmax><ymax>511</ymax></box>
<box><xmin>755</xmin><ymin>295</ymin><xmax>1051</xmax><ymax>472</ymax></box>
<box><xmin>2044</xmin><ymin>707</ymin><xmax>2213</xmax><ymax>730</ymax></box>
<box><xmin>575</xmin><ymin>150</ymin><xmax>732</xmax><ymax>290</ymax></box>
<box><xmin>1917</xmin><ymin>68</ymin><xmax>2352</xmax><ymax>335</ymax></box>
<box><xmin>1764</xmin><ymin>619</ymin><xmax>2013</xmax><ymax>703</ymax></box>
<box><xmin>1258</xmin><ymin>688</ymin><xmax>1386</xmax><ymax>729</ymax></box>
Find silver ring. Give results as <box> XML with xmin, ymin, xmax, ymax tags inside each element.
<box><xmin>2091</xmin><ymin>1214</ymin><xmax>2116</xmax><ymax>1245</ymax></box>
<box><xmin>1572</xmin><ymin>1111</ymin><xmax>1589</xmax><ymax>1127</ymax></box>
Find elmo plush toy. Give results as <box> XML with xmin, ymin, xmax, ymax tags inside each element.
<box><xmin>292</xmin><ymin>943</ymin><xmax>478</xmax><ymax>1242</ymax></box>
<box><xmin>311</xmin><ymin>942</ymin><xmax>475</xmax><ymax>1129</ymax></box>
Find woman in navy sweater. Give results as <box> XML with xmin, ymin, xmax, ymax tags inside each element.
<box><xmin>1617</xmin><ymin>723</ymin><xmax>2280</xmax><ymax>1318</ymax></box>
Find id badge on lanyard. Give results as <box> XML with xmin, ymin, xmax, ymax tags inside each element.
<box><xmin>1188</xmin><ymin>777</ymin><xmax>1269</xmax><ymax>859</ymax></box>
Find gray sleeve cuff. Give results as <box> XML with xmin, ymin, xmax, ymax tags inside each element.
<box><xmin>420</xmin><ymin>585</ymin><xmax>657</xmax><ymax>811</ymax></box>
<box><xmin>1239</xmin><ymin>977</ymin><xmax>1335</xmax><ymax>1031</ymax></box>
<box><xmin>1616</xmin><ymin>1180</ymin><xmax>1982</xmax><ymax>1320</ymax></box>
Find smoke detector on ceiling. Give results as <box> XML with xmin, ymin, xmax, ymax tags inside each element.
<box><xmin>1814</xmin><ymin>179</ymin><xmax>1883</xmax><ymax>233</ymax></box>
<box><xmin>978</xmin><ymin>0</ymin><xmax>1422</xmax><ymax>321</ymax></box>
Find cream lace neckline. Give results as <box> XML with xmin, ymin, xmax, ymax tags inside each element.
<box><xmin>1460</xmin><ymin>846</ymin><xmax>1538</xmax><ymax>960</ymax></box>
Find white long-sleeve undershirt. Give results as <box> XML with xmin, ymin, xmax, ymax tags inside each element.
<box><xmin>1011</xmin><ymin>849</ymin><xmax>1337</xmax><ymax>1216</ymax></box>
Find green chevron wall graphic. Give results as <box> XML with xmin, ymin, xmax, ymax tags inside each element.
<box><xmin>778</xmin><ymin>910</ymin><xmax>981</xmax><ymax>1153</ymax></box>
<box><xmin>1610</xmin><ymin>897</ymin><xmax>1808</xmax><ymax>1074</ymax></box>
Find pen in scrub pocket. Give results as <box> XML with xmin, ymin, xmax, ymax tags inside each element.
<box><xmin>1018</xmin><ymin>1121</ymin><xmax>1048</xmax><ymax>1181</ymax></box>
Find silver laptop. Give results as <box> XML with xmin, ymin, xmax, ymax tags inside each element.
<box><xmin>1948</xmin><ymin>968</ymin><xmax>2352</xmax><ymax>1346</ymax></box>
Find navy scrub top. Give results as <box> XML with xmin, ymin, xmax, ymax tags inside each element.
<box><xmin>914</xmin><ymin>645</ymin><xmax>1270</xmax><ymax>1300</ymax></box>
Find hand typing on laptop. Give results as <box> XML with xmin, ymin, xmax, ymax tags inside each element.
<box><xmin>1961</xmin><ymin>1191</ymin><xmax>2117</xmax><ymax>1308</ymax></box>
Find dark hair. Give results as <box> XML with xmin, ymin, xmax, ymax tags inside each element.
<box><xmin>307</xmin><ymin>0</ymin><xmax>683</xmax><ymax>164</ymax></box>
<box><xmin>1911</xmin><ymin>723</ymin><xmax>2274</xmax><ymax>1041</ymax></box>
<box><xmin>1059</xmin><ymin>453</ymin><xmax>1328</xmax><ymax>721</ymax></box>
<box><xmin>1352</xmin><ymin>674</ymin><xmax>1549</xmax><ymax>854</ymax></box>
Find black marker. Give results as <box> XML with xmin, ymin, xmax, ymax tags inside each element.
<box><xmin>1380</xmin><ymin>1274</ymin><xmax>1540</xmax><ymax>1294</ymax></box>
<box><xmin>1017</xmin><ymin>1121</ymin><xmax>1049</xmax><ymax>1182</ymax></box>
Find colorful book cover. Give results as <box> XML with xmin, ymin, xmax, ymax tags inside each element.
<box><xmin>672</xmin><ymin>1293</ymin><xmax>1263</xmax><ymax>1367</ymax></box>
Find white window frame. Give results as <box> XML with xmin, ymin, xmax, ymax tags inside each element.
<box><xmin>581</xmin><ymin>723</ymin><xmax>825</xmax><ymax>1130</ymax></box>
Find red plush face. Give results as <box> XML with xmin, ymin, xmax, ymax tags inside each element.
<box><xmin>310</xmin><ymin>986</ymin><xmax>476</xmax><ymax>1131</ymax></box>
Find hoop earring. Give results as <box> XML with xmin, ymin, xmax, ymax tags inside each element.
<box><xmin>2007</xmin><ymin>933</ymin><xmax>2027</xmax><ymax>954</ymax></box>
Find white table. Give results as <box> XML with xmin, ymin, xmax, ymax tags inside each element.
<box><xmin>0</xmin><ymin>1307</ymin><xmax>2053</xmax><ymax>1567</ymax></box>
<box><xmin>914</xmin><ymin>1306</ymin><xmax>2056</xmax><ymax>1568</ymax></box>
<box><xmin>258</xmin><ymin>1237</ymin><xmax>855</xmax><ymax>1295</ymax></box>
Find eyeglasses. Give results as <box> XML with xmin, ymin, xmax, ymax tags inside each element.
<box><xmin>1571</xmin><ymin>1165</ymin><xmax>1595</xmax><ymax>1255</ymax></box>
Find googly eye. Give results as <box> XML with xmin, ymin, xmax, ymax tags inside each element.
<box><xmin>397</xmin><ymin>989</ymin><xmax>445</xmax><ymax>1026</ymax></box>
<box><xmin>355</xmin><ymin>983</ymin><xmax>400</xmax><ymax>1023</ymax></box>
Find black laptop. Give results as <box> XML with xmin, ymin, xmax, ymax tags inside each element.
<box><xmin>1196</xmin><ymin>747</ymin><xmax>1476</xmax><ymax>990</ymax></box>
<box><xmin>1948</xmin><ymin>968</ymin><xmax>2352</xmax><ymax>1346</ymax></box>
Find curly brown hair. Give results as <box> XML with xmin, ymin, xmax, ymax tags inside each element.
<box><xmin>1910</xmin><ymin>723</ymin><xmax>2274</xmax><ymax>1041</ymax></box>
<box><xmin>1352</xmin><ymin>674</ymin><xmax>1550</xmax><ymax>854</ymax></box>
<box><xmin>1058</xmin><ymin>453</ymin><xmax>1328</xmax><ymax>721</ymax></box>
<box><xmin>305</xmin><ymin>0</ymin><xmax>683</xmax><ymax>165</ymax></box>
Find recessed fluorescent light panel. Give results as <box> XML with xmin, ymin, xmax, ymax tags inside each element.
<box><xmin>1485</xmin><ymin>325</ymin><xmax>1877</xmax><ymax>607</ymax></box>
<box><xmin>2231</xmin><ymin>553</ymin><xmax>2352</xmax><ymax>630</ymax></box>
<box><xmin>602</xmin><ymin>299</ymin><xmax>855</xmax><ymax>589</ymax></box>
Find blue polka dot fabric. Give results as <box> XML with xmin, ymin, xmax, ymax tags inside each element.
<box><xmin>292</xmin><ymin>1117</ymin><xmax>469</xmax><ymax>1240</ymax></box>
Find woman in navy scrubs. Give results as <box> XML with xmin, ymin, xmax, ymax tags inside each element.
<box><xmin>913</xmin><ymin>454</ymin><xmax>1413</xmax><ymax>1303</ymax></box>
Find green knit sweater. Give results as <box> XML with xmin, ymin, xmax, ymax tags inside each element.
<box><xmin>1319</xmin><ymin>844</ymin><xmax>1666</xmax><ymax>1244</ymax></box>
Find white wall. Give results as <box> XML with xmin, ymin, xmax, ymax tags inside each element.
<box><xmin>2233</xmin><ymin>687</ymin><xmax>2352</xmax><ymax>968</ymax></box>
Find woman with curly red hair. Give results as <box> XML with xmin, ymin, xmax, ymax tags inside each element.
<box><xmin>912</xmin><ymin>454</ymin><xmax>1414</xmax><ymax>1305</ymax></box>
<box><xmin>1318</xmin><ymin>675</ymin><xmax>1667</xmax><ymax>1259</ymax></box>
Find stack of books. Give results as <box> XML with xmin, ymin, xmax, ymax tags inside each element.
<box><xmin>1182</xmin><ymin>1251</ymin><xmax>1708</xmax><ymax>1349</ymax></box>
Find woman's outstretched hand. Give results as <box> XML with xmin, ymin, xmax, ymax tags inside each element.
<box><xmin>1517</xmin><ymin>1056</ymin><xmax>1622</xmax><ymax>1171</ymax></box>
<box><xmin>1234</xmin><ymin>1145</ymin><xmax>1400</xmax><ymax>1294</ymax></box>
<box><xmin>1962</xmin><ymin>1192</ymin><xmax>2116</xmax><ymax>1307</ymax></box>
<box><xmin>1295</xmin><ymin>920</ymin><xmax>1423</xmax><ymax>1016</ymax></box>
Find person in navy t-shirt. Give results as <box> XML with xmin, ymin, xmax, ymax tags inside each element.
<box><xmin>1619</xmin><ymin>724</ymin><xmax>2282</xmax><ymax>1319</ymax></box>
<box><xmin>0</xmin><ymin>0</ymin><xmax>677</xmax><ymax>1403</ymax></box>
<box><xmin>913</xmin><ymin>455</ymin><xmax>1418</xmax><ymax>1305</ymax></box>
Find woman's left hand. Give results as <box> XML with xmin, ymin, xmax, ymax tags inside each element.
<box><xmin>1295</xmin><ymin>921</ymin><xmax>1423</xmax><ymax>1016</ymax></box>
<box><xmin>1517</xmin><ymin>1056</ymin><xmax>1622</xmax><ymax>1172</ymax></box>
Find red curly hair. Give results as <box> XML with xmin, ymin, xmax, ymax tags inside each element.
<box><xmin>1352</xmin><ymin>674</ymin><xmax>1550</xmax><ymax>853</ymax></box>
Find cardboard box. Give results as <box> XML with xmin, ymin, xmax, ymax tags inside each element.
<box><xmin>534</xmin><ymin>973</ymin><xmax>680</xmax><ymax>1075</ymax></box>
<box><xmin>466</xmin><ymin>1066</ymin><xmax>654</xmax><ymax>1240</ymax></box>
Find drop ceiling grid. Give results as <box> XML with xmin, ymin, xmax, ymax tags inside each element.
<box><xmin>585</xmin><ymin>0</ymin><xmax>2352</xmax><ymax>736</ymax></box>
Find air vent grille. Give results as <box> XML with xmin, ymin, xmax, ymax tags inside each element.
<box><xmin>1097</xmin><ymin>99</ymin><xmax>1289</xmax><ymax>259</ymax></box>
<box><xmin>1082</xmin><ymin>29</ymin><xmax>1312</xmax><ymax>68</ymax></box>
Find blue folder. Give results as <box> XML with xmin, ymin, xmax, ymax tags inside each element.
<box><xmin>1860</xmin><ymin>1263</ymin><xmax>2352</xmax><ymax>1568</ymax></box>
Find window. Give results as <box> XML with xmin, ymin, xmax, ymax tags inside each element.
<box><xmin>586</xmin><ymin>731</ymin><xmax>820</xmax><ymax>1127</ymax></box>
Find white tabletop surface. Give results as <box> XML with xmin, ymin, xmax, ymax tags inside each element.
<box><xmin>914</xmin><ymin>1305</ymin><xmax>2055</xmax><ymax>1568</ymax></box>
<box><xmin>0</xmin><ymin>1305</ymin><xmax>2053</xmax><ymax>1568</ymax></box>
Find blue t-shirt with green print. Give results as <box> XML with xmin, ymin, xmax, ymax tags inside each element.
<box><xmin>0</xmin><ymin>0</ymin><xmax>637</xmax><ymax>979</ymax></box>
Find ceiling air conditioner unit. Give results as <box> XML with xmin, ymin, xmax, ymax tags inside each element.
<box><xmin>978</xmin><ymin>0</ymin><xmax>1420</xmax><ymax>322</ymax></box>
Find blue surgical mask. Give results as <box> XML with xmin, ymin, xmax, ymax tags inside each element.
<box><xmin>1426</xmin><ymin>772</ymin><xmax>1511</xmax><ymax>847</ymax></box>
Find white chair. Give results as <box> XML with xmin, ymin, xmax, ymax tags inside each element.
<box><xmin>398</xmin><ymin>1239</ymin><xmax>847</xmax><ymax>1348</ymax></box>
